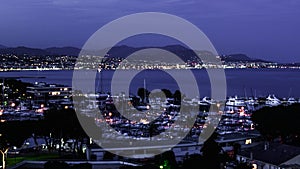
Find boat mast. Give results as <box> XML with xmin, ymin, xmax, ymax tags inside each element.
<box><xmin>100</xmin><ymin>68</ymin><xmax>103</xmax><ymax>93</ymax></box>
<box><xmin>288</xmin><ymin>87</ymin><xmax>292</xmax><ymax>98</ymax></box>
<box><xmin>243</xmin><ymin>85</ymin><xmax>247</xmax><ymax>99</ymax></box>
<box><xmin>143</xmin><ymin>78</ymin><xmax>146</xmax><ymax>104</ymax></box>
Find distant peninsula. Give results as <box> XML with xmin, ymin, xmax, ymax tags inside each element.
<box><xmin>0</xmin><ymin>44</ymin><xmax>298</xmax><ymax>71</ymax></box>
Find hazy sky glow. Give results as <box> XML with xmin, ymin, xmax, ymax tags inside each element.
<box><xmin>0</xmin><ymin>0</ymin><xmax>299</xmax><ymax>63</ymax></box>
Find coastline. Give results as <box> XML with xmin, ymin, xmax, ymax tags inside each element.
<box><xmin>0</xmin><ymin>66</ymin><xmax>300</xmax><ymax>72</ymax></box>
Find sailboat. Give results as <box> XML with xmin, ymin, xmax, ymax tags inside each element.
<box><xmin>287</xmin><ymin>97</ymin><xmax>297</xmax><ymax>105</ymax></box>
<box><xmin>198</xmin><ymin>96</ymin><xmax>216</xmax><ymax>106</ymax></box>
<box><xmin>286</xmin><ymin>88</ymin><xmax>297</xmax><ymax>105</ymax></box>
<box><xmin>136</xmin><ymin>78</ymin><xmax>150</xmax><ymax>111</ymax></box>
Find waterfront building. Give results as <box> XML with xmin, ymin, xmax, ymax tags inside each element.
<box><xmin>26</xmin><ymin>82</ymin><xmax>72</xmax><ymax>108</ymax></box>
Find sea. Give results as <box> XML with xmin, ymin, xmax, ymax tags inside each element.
<box><xmin>0</xmin><ymin>68</ymin><xmax>299</xmax><ymax>99</ymax></box>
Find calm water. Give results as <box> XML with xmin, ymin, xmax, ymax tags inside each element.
<box><xmin>0</xmin><ymin>68</ymin><xmax>299</xmax><ymax>98</ymax></box>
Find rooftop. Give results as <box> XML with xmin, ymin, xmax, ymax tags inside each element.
<box><xmin>239</xmin><ymin>142</ymin><xmax>300</xmax><ymax>166</ymax></box>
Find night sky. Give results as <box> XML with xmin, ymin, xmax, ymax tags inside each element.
<box><xmin>0</xmin><ymin>0</ymin><xmax>299</xmax><ymax>63</ymax></box>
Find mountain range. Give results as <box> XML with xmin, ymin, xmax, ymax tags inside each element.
<box><xmin>0</xmin><ymin>44</ymin><xmax>271</xmax><ymax>63</ymax></box>
<box><xmin>0</xmin><ymin>44</ymin><xmax>7</xmax><ymax>49</ymax></box>
<box><xmin>0</xmin><ymin>46</ymin><xmax>80</xmax><ymax>56</ymax></box>
<box><xmin>221</xmin><ymin>54</ymin><xmax>270</xmax><ymax>63</ymax></box>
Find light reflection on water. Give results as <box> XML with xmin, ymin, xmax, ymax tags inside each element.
<box><xmin>0</xmin><ymin>68</ymin><xmax>299</xmax><ymax>98</ymax></box>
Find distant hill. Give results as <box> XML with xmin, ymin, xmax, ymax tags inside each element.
<box><xmin>220</xmin><ymin>54</ymin><xmax>271</xmax><ymax>63</ymax></box>
<box><xmin>0</xmin><ymin>44</ymin><xmax>272</xmax><ymax>63</ymax></box>
<box><xmin>0</xmin><ymin>44</ymin><xmax>7</xmax><ymax>49</ymax></box>
<box><xmin>0</xmin><ymin>46</ymin><xmax>49</xmax><ymax>56</ymax></box>
<box><xmin>105</xmin><ymin>45</ymin><xmax>141</xmax><ymax>58</ymax></box>
<box><xmin>104</xmin><ymin>45</ymin><xmax>271</xmax><ymax>63</ymax></box>
<box><xmin>102</xmin><ymin>45</ymin><xmax>202</xmax><ymax>63</ymax></box>
<box><xmin>0</xmin><ymin>46</ymin><xmax>81</xmax><ymax>56</ymax></box>
<box><xmin>45</xmin><ymin>47</ymin><xmax>81</xmax><ymax>56</ymax></box>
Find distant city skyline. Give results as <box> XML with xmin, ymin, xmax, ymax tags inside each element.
<box><xmin>0</xmin><ymin>0</ymin><xmax>299</xmax><ymax>63</ymax></box>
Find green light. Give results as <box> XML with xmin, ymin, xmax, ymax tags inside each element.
<box><xmin>159</xmin><ymin>165</ymin><xmax>163</xmax><ymax>169</ymax></box>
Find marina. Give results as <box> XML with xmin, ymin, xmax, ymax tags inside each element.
<box><xmin>0</xmin><ymin>69</ymin><xmax>299</xmax><ymax>168</ymax></box>
<box><xmin>1</xmin><ymin>69</ymin><xmax>299</xmax><ymax>142</ymax></box>
<box><xmin>0</xmin><ymin>78</ymin><xmax>297</xmax><ymax>153</ymax></box>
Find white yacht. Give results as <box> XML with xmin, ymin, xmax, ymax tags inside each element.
<box><xmin>198</xmin><ymin>96</ymin><xmax>216</xmax><ymax>105</ymax></box>
<box><xmin>225</xmin><ymin>96</ymin><xmax>246</xmax><ymax>107</ymax></box>
<box><xmin>287</xmin><ymin>97</ymin><xmax>297</xmax><ymax>105</ymax></box>
<box><xmin>265</xmin><ymin>94</ymin><xmax>281</xmax><ymax>106</ymax></box>
<box><xmin>245</xmin><ymin>97</ymin><xmax>259</xmax><ymax>106</ymax></box>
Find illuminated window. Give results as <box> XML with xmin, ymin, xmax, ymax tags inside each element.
<box><xmin>251</xmin><ymin>123</ymin><xmax>255</xmax><ymax>130</ymax></box>
<box><xmin>245</xmin><ymin>139</ymin><xmax>252</xmax><ymax>145</ymax></box>
<box><xmin>51</xmin><ymin>92</ymin><xmax>60</xmax><ymax>95</ymax></box>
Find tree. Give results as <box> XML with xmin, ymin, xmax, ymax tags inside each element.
<box><xmin>0</xmin><ymin>121</ymin><xmax>38</xmax><ymax>148</ymax></box>
<box><xmin>200</xmin><ymin>132</ymin><xmax>225</xmax><ymax>169</ymax></box>
<box><xmin>173</xmin><ymin>90</ymin><xmax>181</xmax><ymax>101</ymax></box>
<box><xmin>173</xmin><ymin>90</ymin><xmax>182</xmax><ymax>105</ymax></box>
<box><xmin>43</xmin><ymin>109</ymin><xmax>90</xmax><ymax>156</ymax></box>
<box><xmin>137</xmin><ymin>88</ymin><xmax>149</xmax><ymax>103</ymax></box>
<box><xmin>149</xmin><ymin>122</ymin><xmax>155</xmax><ymax>141</ymax></box>
<box><xmin>252</xmin><ymin>103</ymin><xmax>300</xmax><ymax>145</ymax></box>
<box><xmin>155</xmin><ymin>150</ymin><xmax>178</xmax><ymax>169</ymax></box>
<box><xmin>181</xmin><ymin>154</ymin><xmax>203</xmax><ymax>169</ymax></box>
<box><xmin>161</xmin><ymin>89</ymin><xmax>172</xmax><ymax>98</ymax></box>
<box><xmin>232</xmin><ymin>143</ymin><xmax>241</xmax><ymax>160</ymax></box>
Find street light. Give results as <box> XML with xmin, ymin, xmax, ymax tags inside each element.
<box><xmin>216</xmin><ymin>103</ymin><xmax>220</xmax><ymax>109</ymax></box>
<box><xmin>0</xmin><ymin>148</ymin><xmax>9</xmax><ymax>169</ymax></box>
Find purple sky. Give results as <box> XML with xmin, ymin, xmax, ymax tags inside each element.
<box><xmin>0</xmin><ymin>0</ymin><xmax>299</xmax><ymax>63</ymax></box>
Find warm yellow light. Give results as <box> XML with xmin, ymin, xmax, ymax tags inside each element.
<box><xmin>51</xmin><ymin>92</ymin><xmax>60</xmax><ymax>95</ymax></box>
<box><xmin>36</xmin><ymin>109</ymin><xmax>43</xmax><ymax>113</ymax></box>
<box><xmin>140</xmin><ymin>119</ymin><xmax>149</xmax><ymax>124</ymax></box>
<box><xmin>245</xmin><ymin>139</ymin><xmax>252</xmax><ymax>145</ymax></box>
